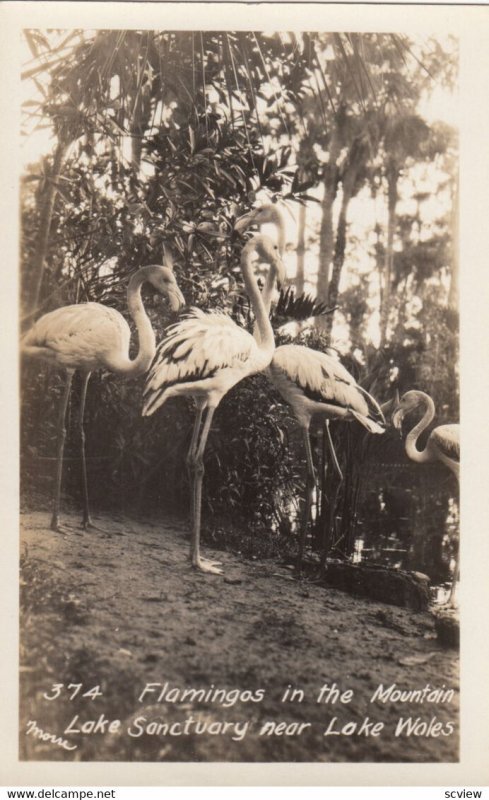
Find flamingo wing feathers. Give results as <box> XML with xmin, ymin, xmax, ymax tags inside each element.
<box><xmin>271</xmin><ymin>345</ymin><xmax>385</xmax><ymax>431</ymax></box>
<box><xmin>430</xmin><ymin>424</ymin><xmax>460</xmax><ymax>463</ymax></box>
<box><xmin>143</xmin><ymin>308</ymin><xmax>258</xmax><ymax>414</ymax></box>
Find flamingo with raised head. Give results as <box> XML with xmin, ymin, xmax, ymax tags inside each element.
<box><xmin>392</xmin><ymin>390</ymin><xmax>460</xmax><ymax>603</ymax></box>
<box><xmin>142</xmin><ymin>234</ymin><xmax>284</xmax><ymax>575</ymax></box>
<box><xmin>235</xmin><ymin>204</ymin><xmax>386</xmax><ymax>568</ymax></box>
<box><xmin>22</xmin><ymin>264</ymin><xmax>185</xmax><ymax>533</ymax></box>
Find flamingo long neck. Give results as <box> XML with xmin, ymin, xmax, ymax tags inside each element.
<box><xmin>405</xmin><ymin>393</ymin><xmax>436</xmax><ymax>464</ymax></box>
<box><xmin>252</xmin><ymin>267</ymin><xmax>276</xmax><ymax>343</ymax></box>
<box><xmin>261</xmin><ymin>267</ymin><xmax>276</xmax><ymax>316</ymax></box>
<box><xmin>242</xmin><ymin>250</ymin><xmax>275</xmax><ymax>355</ymax></box>
<box><xmin>117</xmin><ymin>269</ymin><xmax>156</xmax><ymax>377</ymax></box>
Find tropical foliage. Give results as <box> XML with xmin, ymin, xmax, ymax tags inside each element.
<box><xmin>20</xmin><ymin>30</ymin><xmax>458</xmax><ymax>582</ymax></box>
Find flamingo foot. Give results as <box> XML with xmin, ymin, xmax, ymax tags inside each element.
<box><xmin>192</xmin><ymin>556</ymin><xmax>223</xmax><ymax>575</ymax></box>
<box><xmin>81</xmin><ymin>517</ymin><xmax>113</xmax><ymax>534</ymax></box>
<box><xmin>50</xmin><ymin>522</ymin><xmax>71</xmax><ymax>535</ymax></box>
<box><xmin>50</xmin><ymin>513</ymin><xmax>74</xmax><ymax>535</ymax></box>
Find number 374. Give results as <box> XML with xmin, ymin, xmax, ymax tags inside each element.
<box><xmin>43</xmin><ymin>684</ymin><xmax>103</xmax><ymax>701</ymax></box>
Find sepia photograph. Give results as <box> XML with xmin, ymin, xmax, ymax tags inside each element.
<box><xmin>3</xmin><ymin>1</ymin><xmax>488</xmax><ymax>786</ymax></box>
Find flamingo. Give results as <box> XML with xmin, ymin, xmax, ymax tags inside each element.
<box><xmin>142</xmin><ymin>234</ymin><xmax>285</xmax><ymax>575</ymax></box>
<box><xmin>235</xmin><ymin>204</ymin><xmax>386</xmax><ymax>568</ymax></box>
<box><xmin>392</xmin><ymin>390</ymin><xmax>460</xmax><ymax>604</ymax></box>
<box><xmin>22</xmin><ymin>264</ymin><xmax>185</xmax><ymax>533</ymax></box>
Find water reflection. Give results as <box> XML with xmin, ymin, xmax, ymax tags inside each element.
<box><xmin>327</xmin><ymin>459</ymin><xmax>459</xmax><ymax>602</ymax></box>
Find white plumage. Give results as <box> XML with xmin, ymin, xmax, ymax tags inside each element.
<box><xmin>23</xmin><ymin>303</ymin><xmax>135</xmax><ymax>372</ymax></box>
<box><xmin>143</xmin><ymin>234</ymin><xmax>285</xmax><ymax>575</ymax></box>
<box><xmin>143</xmin><ymin>308</ymin><xmax>267</xmax><ymax>416</ymax></box>
<box><xmin>22</xmin><ymin>264</ymin><xmax>184</xmax><ymax>532</ymax></box>
<box><xmin>392</xmin><ymin>390</ymin><xmax>460</xmax><ymax>603</ymax></box>
<box><xmin>270</xmin><ymin>344</ymin><xmax>385</xmax><ymax>433</ymax></box>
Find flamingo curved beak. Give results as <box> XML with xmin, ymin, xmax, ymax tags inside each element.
<box><xmin>234</xmin><ymin>211</ymin><xmax>255</xmax><ymax>234</ymax></box>
<box><xmin>392</xmin><ymin>407</ymin><xmax>404</xmax><ymax>431</ymax></box>
<box><xmin>168</xmin><ymin>286</ymin><xmax>185</xmax><ymax>312</ymax></box>
<box><xmin>273</xmin><ymin>255</ymin><xmax>286</xmax><ymax>289</ymax></box>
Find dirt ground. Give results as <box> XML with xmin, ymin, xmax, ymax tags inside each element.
<box><xmin>20</xmin><ymin>510</ymin><xmax>459</xmax><ymax>763</ymax></box>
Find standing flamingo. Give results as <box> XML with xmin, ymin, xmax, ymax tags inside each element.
<box><xmin>22</xmin><ymin>265</ymin><xmax>185</xmax><ymax>533</ymax></box>
<box><xmin>392</xmin><ymin>390</ymin><xmax>460</xmax><ymax>603</ymax></box>
<box><xmin>235</xmin><ymin>204</ymin><xmax>386</xmax><ymax>567</ymax></box>
<box><xmin>142</xmin><ymin>234</ymin><xmax>285</xmax><ymax>575</ymax></box>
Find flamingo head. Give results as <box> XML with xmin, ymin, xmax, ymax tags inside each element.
<box><xmin>146</xmin><ymin>265</ymin><xmax>185</xmax><ymax>312</ymax></box>
<box><xmin>247</xmin><ymin>234</ymin><xmax>286</xmax><ymax>288</ymax></box>
<box><xmin>391</xmin><ymin>390</ymin><xmax>421</xmax><ymax>430</ymax></box>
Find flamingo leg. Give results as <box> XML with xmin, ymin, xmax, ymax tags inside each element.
<box><xmin>78</xmin><ymin>371</ymin><xmax>97</xmax><ymax>530</ymax></box>
<box><xmin>50</xmin><ymin>369</ymin><xmax>74</xmax><ymax>532</ymax></box>
<box><xmin>448</xmin><ymin>557</ymin><xmax>459</xmax><ymax>606</ymax></box>
<box><xmin>320</xmin><ymin>421</ymin><xmax>343</xmax><ymax>571</ymax></box>
<box><xmin>78</xmin><ymin>372</ymin><xmax>116</xmax><ymax>534</ymax></box>
<box><xmin>186</xmin><ymin>401</ymin><xmax>205</xmax><ymax>494</ymax></box>
<box><xmin>186</xmin><ymin>403</ymin><xmax>205</xmax><ymax>549</ymax></box>
<box><xmin>297</xmin><ymin>425</ymin><xmax>316</xmax><ymax>573</ymax></box>
<box><xmin>188</xmin><ymin>405</ymin><xmax>222</xmax><ymax>575</ymax></box>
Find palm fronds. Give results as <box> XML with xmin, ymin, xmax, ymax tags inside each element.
<box><xmin>273</xmin><ymin>286</ymin><xmax>336</xmax><ymax>323</ymax></box>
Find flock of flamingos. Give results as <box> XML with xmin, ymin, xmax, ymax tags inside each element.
<box><xmin>21</xmin><ymin>203</ymin><xmax>460</xmax><ymax>603</ymax></box>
